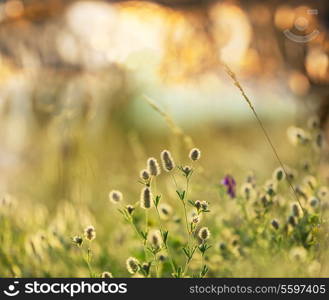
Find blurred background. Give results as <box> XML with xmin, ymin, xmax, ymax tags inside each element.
<box><xmin>0</xmin><ymin>0</ymin><xmax>329</xmax><ymax>276</ymax></box>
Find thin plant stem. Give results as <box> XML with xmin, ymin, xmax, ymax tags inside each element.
<box><xmin>223</xmin><ymin>63</ymin><xmax>305</xmax><ymax>213</ymax></box>
<box><xmin>154</xmin><ymin>206</ymin><xmax>176</xmax><ymax>273</ymax></box>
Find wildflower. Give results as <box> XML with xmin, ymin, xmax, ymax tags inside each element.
<box><xmin>287</xmin><ymin>127</ymin><xmax>310</xmax><ymax>145</ymax></box>
<box><xmin>318</xmin><ymin>186</ymin><xmax>329</xmax><ymax>200</ymax></box>
<box><xmin>271</xmin><ymin>219</ymin><xmax>280</xmax><ymax>230</ymax></box>
<box><xmin>273</xmin><ymin>167</ymin><xmax>285</xmax><ymax>181</ymax></box>
<box><xmin>72</xmin><ymin>236</ymin><xmax>83</xmax><ymax>247</ymax></box>
<box><xmin>303</xmin><ymin>175</ymin><xmax>317</xmax><ymax>190</ymax></box>
<box><xmin>221</xmin><ymin>175</ymin><xmax>236</xmax><ymax>198</ymax></box>
<box><xmin>126</xmin><ymin>257</ymin><xmax>140</xmax><ymax>274</ymax></box>
<box><xmin>140</xmin><ymin>169</ymin><xmax>150</xmax><ymax>181</ymax></box>
<box><xmin>147</xmin><ymin>157</ymin><xmax>161</xmax><ymax>176</ymax></box>
<box><xmin>158</xmin><ymin>254</ymin><xmax>166</xmax><ymax>262</ymax></box>
<box><xmin>194</xmin><ymin>200</ymin><xmax>202</xmax><ymax>210</ymax></box>
<box><xmin>159</xmin><ymin>203</ymin><xmax>172</xmax><ymax>220</ymax></box>
<box><xmin>285</xmin><ymin>167</ymin><xmax>297</xmax><ymax>182</ymax></box>
<box><xmin>160</xmin><ymin>150</ymin><xmax>175</xmax><ymax>172</ymax></box>
<box><xmin>288</xmin><ymin>215</ymin><xmax>296</xmax><ymax>227</ymax></box>
<box><xmin>189</xmin><ymin>148</ymin><xmax>201</xmax><ymax>161</ymax></box>
<box><xmin>198</xmin><ymin>227</ymin><xmax>210</xmax><ymax>241</ymax></box>
<box><xmin>264</xmin><ymin>180</ymin><xmax>277</xmax><ymax>197</ymax></box>
<box><xmin>102</xmin><ymin>272</ymin><xmax>113</xmax><ymax>278</ymax></box>
<box><xmin>84</xmin><ymin>226</ymin><xmax>96</xmax><ymax>241</ymax></box>
<box><xmin>192</xmin><ymin>215</ymin><xmax>200</xmax><ymax>224</ymax></box>
<box><xmin>307</xmin><ymin>116</ymin><xmax>320</xmax><ymax>130</ymax></box>
<box><xmin>291</xmin><ymin>203</ymin><xmax>301</xmax><ymax>217</ymax></box>
<box><xmin>260</xmin><ymin>193</ymin><xmax>270</xmax><ymax>207</ymax></box>
<box><xmin>109</xmin><ymin>190</ymin><xmax>123</xmax><ymax>204</ymax></box>
<box><xmin>126</xmin><ymin>205</ymin><xmax>135</xmax><ymax>215</ymax></box>
<box><xmin>201</xmin><ymin>200</ymin><xmax>209</xmax><ymax>211</ymax></box>
<box><xmin>295</xmin><ymin>185</ymin><xmax>307</xmax><ymax>199</ymax></box>
<box><xmin>309</xmin><ymin>197</ymin><xmax>319</xmax><ymax>208</ymax></box>
<box><xmin>148</xmin><ymin>230</ymin><xmax>162</xmax><ymax>249</ymax></box>
<box><xmin>182</xmin><ymin>165</ymin><xmax>192</xmax><ymax>176</ymax></box>
<box><xmin>289</xmin><ymin>247</ymin><xmax>307</xmax><ymax>261</ymax></box>
<box><xmin>140</xmin><ymin>187</ymin><xmax>153</xmax><ymax>209</ymax></box>
<box><xmin>240</xmin><ymin>183</ymin><xmax>255</xmax><ymax>200</ymax></box>
<box><xmin>189</xmin><ymin>211</ymin><xmax>202</xmax><ymax>223</ymax></box>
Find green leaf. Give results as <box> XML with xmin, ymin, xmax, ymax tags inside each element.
<box><xmin>154</xmin><ymin>195</ymin><xmax>161</xmax><ymax>208</ymax></box>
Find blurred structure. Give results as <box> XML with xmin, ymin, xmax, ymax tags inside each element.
<box><xmin>0</xmin><ymin>0</ymin><xmax>328</xmax><ymax>127</ymax></box>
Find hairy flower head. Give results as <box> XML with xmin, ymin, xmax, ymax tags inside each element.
<box><xmin>101</xmin><ymin>272</ymin><xmax>113</xmax><ymax>278</ymax></box>
<box><xmin>189</xmin><ymin>148</ymin><xmax>201</xmax><ymax>161</ymax></box>
<box><xmin>109</xmin><ymin>190</ymin><xmax>123</xmax><ymax>204</ymax></box>
<box><xmin>72</xmin><ymin>235</ymin><xmax>83</xmax><ymax>247</ymax></box>
<box><xmin>273</xmin><ymin>167</ymin><xmax>285</xmax><ymax>181</ymax></box>
<box><xmin>84</xmin><ymin>225</ymin><xmax>96</xmax><ymax>241</ymax></box>
<box><xmin>160</xmin><ymin>150</ymin><xmax>175</xmax><ymax>172</ymax></box>
<box><xmin>140</xmin><ymin>169</ymin><xmax>150</xmax><ymax>181</ymax></box>
<box><xmin>198</xmin><ymin>227</ymin><xmax>210</xmax><ymax>240</ymax></box>
<box><xmin>148</xmin><ymin>230</ymin><xmax>162</xmax><ymax>249</ymax></box>
<box><xmin>159</xmin><ymin>203</ymin><xmax>172</xmax><ymax>220</ymax></box>
<box><xmin>147</xmin><ymin>157</ymin><xmax>161</xmax><ymax>176</ymax></box>
<box><xmin>126</xmin><ymin>257</ymin><xmax>140</xmax><ymax>274</ymax></box>
<box><xmin>140</xmin><ymin>187</ymin><xmax>153</xmax><ymax>209</ymax></box>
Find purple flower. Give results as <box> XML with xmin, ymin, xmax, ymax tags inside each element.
<box><xmin>221</xmin><ymin>175</ymin><xmax>236</xmax><ymax>198</ymax></box>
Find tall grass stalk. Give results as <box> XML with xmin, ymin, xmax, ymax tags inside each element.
<box><xmin>223</xmin><ymin>63</ymin><xmax>305</xmax><ymax>213</ymax></box>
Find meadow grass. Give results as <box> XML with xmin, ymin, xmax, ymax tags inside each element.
<box><xmin>0</xmin><ymin>71</ymin><xmax>328</xmax><ymax>277</ymax></box>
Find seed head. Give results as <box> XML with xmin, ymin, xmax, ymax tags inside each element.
<box><xmin>271</xmin><ymin>219</ymin><xmax>280</xmax><ymax>230</ymax></box>
<box><xmin>309</xmin><ymin>197</ymin><xmax>319</xmax><ymax>208</ymax></box>
<box><xmin>126</xmin><ymin>257</ymin><xmax>140</xmax><ymax>274</ymax></box>
<box><xmin>240</xmin><ymin>183</ymin><xmax>255</xmax><ymax>200</ymax></box>
<box><xmin>160</xmin><ymin>150</ymin><xmax>175</xmax><ymax>172</ymax></box>
<box><xmin>260</xmin><ymin>193</ymin><xmax>270</xmax><ymax>207</ymax></box>
<box><xmin>273</xmin><ymin>167</ymin><xmax>285</xmax><ymax>181</ymax></box>
<box><xmin>198</xmin><ymin>227</ymin><xmax>210</xmax><ymax>240</ymax></box>
<box><xmin>140</xmin><ymin>169</ymin><xmax>150</xmax><ymax>181</ymax></box>
<box><xmin>182</xmin><ymin>165</ymin><xmax>192</xmax><ymax>176</ymax></box>
<box><xmin>147</xmin><ymin>157</ymin><xmax>161</xmax><ymax>176</ymax></box>
<box><xmin>158</xmin><ymin>254</ymin><xmax>166</xmax><ymax>262</ymax></box>
<box><xmin>159</xmin><ymin>203</ymin><xmax>172</xmax><ymax>220</ymax></box>
<box><xmin>72</xmin><ymin>235</ymin><xmax>83</xmax><ymax>247</ymax></box>
<box><xmin>264</xmin><ymin>180</ymin><xmax>277</xmax><ymax>197</ymax></box>
<box><xmin>109</xmin><ymin>190</ymin><xmax>123</xmax><ymax>204</ymax></box>
<box><xmin>189</xmin><ymin>148</ymin><xmax>201</xmax><ymax>161</ymax></box>
<box><xmin>291</xmin><ymin>203</ymin><xmax>301</xmax><ymax>217</ymax></box>
<box><xmin>84</xmin><ymin>225</ymin><xmax>96</xmax><ymax>241</ymax></box>
<box><xmin>192</xmin><ymin>215</ymin><xmax>200</xmax><ymax>224</ymax></box>
<box><xmin>101</xmin><ymin>272</ymin><xmax>113</xmax><ymax>278</ymax></box>
<box><xmin>287</xmin><ymin>127</ymin><xmax>310</xmax><ymax>146</ymax></box>
<box><xmin>126</xmin><ymin>205</ymin><xmax>135</xmax><ymax>215</ymax></box>
<box><xmin>201</xmin><ymin>200</ymin><xmax>209</xmax><ymax>211</ymax></box>
<box><xmin>148</xmin><ymin>230</ymin><xmax>162</xmax><ymax>249</ymax></box>
<box><xmin>194</xmin><ymin>200</ymin><xmax>202</xmax><ymax>210</ymax></box>
<box><xmin>288</xmin><ymin>215</ymin><xmax>296</xmax><ymax>227</ymax></box>
<box><xmin>140</xmin><ymin>187</ymin><xmax>153</xmax><ymax>209</ymax></box>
